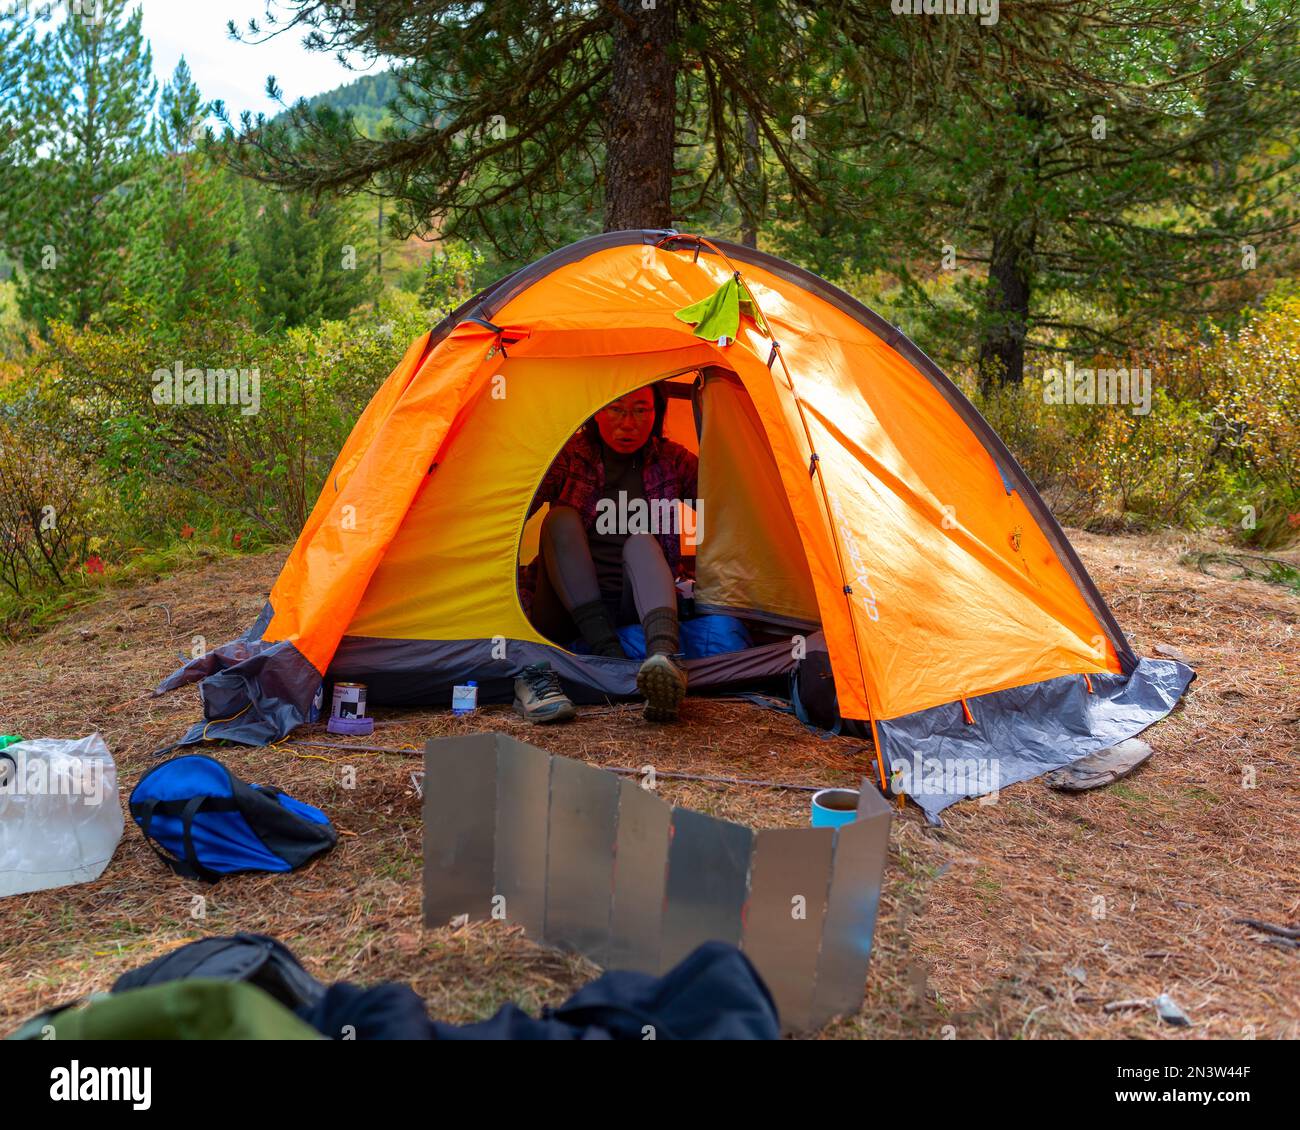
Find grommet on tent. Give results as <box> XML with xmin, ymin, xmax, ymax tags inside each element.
<box><xmin>960</xmin><ymin>698</ymin><xmax>975</xmax><ymax>725</ymax></box>
<box><xmin>767</xmin><ymin>342</ymin><xmax>780</xmax><ymax>369</ymax></box>
<box><xmin>809</xmin><ymin>452</ymin><xmax>820</xmax><ymax>477</ymax></box>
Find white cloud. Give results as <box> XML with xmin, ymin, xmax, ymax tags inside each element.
<box><xmin>139</xmin><ymin>0</ymin><xmax>386</xmax><ymax>119</ymax></box>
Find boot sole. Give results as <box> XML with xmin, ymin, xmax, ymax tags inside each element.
<box><xmin>637</xmin><ymin>656</ymin><xmax>686</xmax><ymax>723</ymax></box>
<box><xmin>513</xmin><ymin>698</ymin><xmax>577</xmax><ymax>724</ymax></box>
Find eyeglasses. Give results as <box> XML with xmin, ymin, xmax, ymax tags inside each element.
<box><xmin>598</xmin><ymin>405</ymin><xmax>655</xmax><ymax>423</ymax></box>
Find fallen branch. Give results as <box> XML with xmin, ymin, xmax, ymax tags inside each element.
<box><xmin>1182</xmin><ymin>551</ymin><xmax>1300</xmax><ymax>586</ymax></box>
<box><xmin>1234</xmin><ymin>917</ymin><xmax>1300</xmax><ymax>940</ymax></box>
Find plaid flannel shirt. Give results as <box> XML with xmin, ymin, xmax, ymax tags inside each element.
<box><xmin>519</xmin><ymin>429</ymin><xmax>699</xmax><ymax>612</ymax></box>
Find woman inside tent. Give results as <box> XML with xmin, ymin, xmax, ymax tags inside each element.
<box><xmin>517</xmin><ymin>382</ymin><xmax>697</xmax><ymax>724</ymax></box>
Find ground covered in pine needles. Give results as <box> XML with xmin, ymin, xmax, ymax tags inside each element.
<box><xmin>1</xmin><ymin>530</ymin><xmax>1296</xmax><ymax>1039</ymax></box>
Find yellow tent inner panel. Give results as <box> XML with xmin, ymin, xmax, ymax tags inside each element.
<box><xmin>346</xmin><ymin>345</ymin><xmax>725</xmax><ymax>644</ymax></box>
<box><xmin>693</xmin><ymin>369</ymin><xmax>819</xmax><ymax>626</ymax></box>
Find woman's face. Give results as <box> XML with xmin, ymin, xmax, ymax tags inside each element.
<box><xmin>595</xmin><ymin>388</ymin><xmax>656</xmax><ymax>454</ymax></box>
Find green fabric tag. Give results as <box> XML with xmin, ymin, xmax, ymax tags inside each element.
<box><xmin>675</xmin><ymin>276</ymin><xmax>742</xmax><ymax>342</ymax></box>
<box><xmin>675</xmin><ymin>275</ymin><xmax>771</xmax><ymax>342</ymax></box>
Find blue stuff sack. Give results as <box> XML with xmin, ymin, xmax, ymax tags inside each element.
<box><xmin>615</xmin><ymin>614</ymin><xmax>752</xmax><ymax>661</ymax></box>
<box><xmin>129</xmin><ymin>754</ymin><xmax>336</xmax><ymax>882</ymax></box>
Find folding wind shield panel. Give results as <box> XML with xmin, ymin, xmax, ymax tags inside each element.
<box><xmin>544</xmin><ymin>755</ymin><xmax>620</xmax><ymax>963</ymax></box>
<box><xmin>422</xmin><ymin>732</ymin><xmax>498</xmax><ymax>924</ymax></box>
<box><xmin>741</xmin><ymin>827</ymin><xmax>835</xmax><ymax>1032</ymax></box>
<box><xmin>660</xmin><ymin>807</ymin><xmax>753</xmax><ymax>970</ymax></box>
<box><xmin>812</xmin><ymin>781</ymin><xmax>893</xmax><ymax>1022</ymax></box>
<box><xmin>494</xmin><ymin>734</ymin><xmax>551</xmax><ymax>937</ymax></box>
<box><xmin>422</xmin><ymin>734</ymin><xmax>892</xmax><ymax>1032</ymax></box>
<box><xmin>607</xmin><ymin>778</ymin><xmax>671</xmax><ymax>974</ymax></box>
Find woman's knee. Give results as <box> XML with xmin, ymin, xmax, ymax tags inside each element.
<box><xmin>622</xmin><ymin>532</ymin><xmax>665</xmax><ymax>563</ymax></box>
<box><xmin>541</xmin><ymin>504</ymin><xmax>584</xmax><ymax>545</ymax></box>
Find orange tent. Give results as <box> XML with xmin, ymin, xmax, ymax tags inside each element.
<box><xmin>158</xmin><ymin>231</ymin><xmax>1193</xmax><ymax>818</ymax></box>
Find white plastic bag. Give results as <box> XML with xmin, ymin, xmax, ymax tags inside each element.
<box><xmin>0</xmin><ymin>733</ymin><xmax>123</xmax><ymax>898</ymax></box>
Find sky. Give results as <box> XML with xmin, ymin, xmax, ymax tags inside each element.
<box><xmin>137</xmin><ymin>0</ymin><xmax>385</xmax><ymax>120</ymax></box>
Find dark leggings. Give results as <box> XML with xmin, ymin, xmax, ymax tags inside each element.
<box><xmin>529</xmin><ymin>505</ymin><xmax>677</xmax><ymax>642</ymax></box>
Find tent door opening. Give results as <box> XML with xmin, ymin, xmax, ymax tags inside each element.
<box><xmin>517</xmin><ymin>364</ymin><xmax>821</xmax><ymax>661</ymax></box>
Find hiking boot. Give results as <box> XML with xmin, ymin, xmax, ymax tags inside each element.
<box><xmin>637</xmin><ymin>652</ymin><xmax>688</xmax><ymax>723</ymax></box>
<box><xmin>513</xmin><ymin>661</ymin><xmax>577</xmax><ymax>724</ymax></box>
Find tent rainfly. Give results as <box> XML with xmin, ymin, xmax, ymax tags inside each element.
<box><xmin>157</xmin><ymin>231</ymin><xmax>1194</xmax><ymax>819</ymax></box>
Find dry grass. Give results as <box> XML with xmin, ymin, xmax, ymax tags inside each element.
<box><xmin>0</xmin><ymin>530</ymin><xmax>1296</xmax><ymax>1039</ymax></box>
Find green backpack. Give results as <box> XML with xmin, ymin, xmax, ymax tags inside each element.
<box><xmin>9</xmin><ymin>979</ymin><xmax>322</xmax><ymax>1040</ymax></box>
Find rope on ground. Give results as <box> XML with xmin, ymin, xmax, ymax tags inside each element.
<box><xmin>286</xmin><ymin>738</ymin><xmax>839</xmax><ymax>793</ymax></box>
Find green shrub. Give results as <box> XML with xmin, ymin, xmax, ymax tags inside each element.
<box><xmin>962</xmin><ymin>308</ymin><xmax>1298</xmax><ymax>544</ymax></box>
<box><xmin>0</xmin><ymin>413</ymin><xmax>95</xmax><ymax>594</ymax></box>
<box><xmin>18</xmin><ymin>295</ymin><xmax>429</xmax><ymax>548</ymax></box>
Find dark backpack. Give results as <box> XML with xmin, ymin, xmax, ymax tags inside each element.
<box><xmin>791</xmin><ymin>646</ymin><xmax>870</xmax><ymax>739</ymax></box>
<box><xmin>8</xmin><ymin>933</ymin><xmax>327</xmax><ymax>1039</ymax></box>
<box><xmin>296</xmin><ymin>941</ymin><xmax>779</xmax><ymax>1040</ymax></box>
<box><xmin>113</xmin><ymin>933</ymin><xmax>326</xmax><ymax>1011</ymax></box>
<box><xmin>129</xmin><ymin>754</ymin><xmax>337</xmax><ymax>882</ymax></box>
<box><xmin>543</xmin><ymin>940</ymin><xmax>780</xmax><ymax>1040</ymax></box>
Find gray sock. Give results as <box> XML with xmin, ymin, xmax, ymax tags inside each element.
<box><xmin>572</xmin><ymin>600</ymin><xmax>626</xmax><ymax>659</ymax></box>
<box><xmin>643</xmin><ymin>606</ymin><xmax>679</xmax><ymax>657</ymax></box>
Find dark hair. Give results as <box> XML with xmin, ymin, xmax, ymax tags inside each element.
<box><xmin>585</xmin><ymin>382</ymin><xmax>668</xmax><ymax>447</ymax></box>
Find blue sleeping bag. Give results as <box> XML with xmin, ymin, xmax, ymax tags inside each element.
<box><xmin>614</xmin><ymin>613</ymin><xmax>751</xmax><ymax>660</ymax></box>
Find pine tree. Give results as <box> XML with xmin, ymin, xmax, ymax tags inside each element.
<box><xmin>122</xmin><ymin>59</ymin><xmax>254</xmax><ymax>324</ymax></box>
<box><xmin>214</xmin><ymin>2</ymin><xmax>1118</xmax><ymax>260</ymax></box>
<box><xmin>0</xmin><ymin>5</ymin><xmax>37</xmax><ymax>270</ymax></box>
<box><xmin>0</xmin><ymin>5</ymin><xmax>32</xmax><ymax>153</ymax></box>
<box><xmin>10</xmin><ymin>0</ymin><xmax>157</xmax><ymax>333</ymax></box>
<box><xmin>784</xmin><ymin>2</ymin><xmax>1300</xmax><ymax>389</ymax></box>
<box><xmin>244</xmin><ymin>185</ymin><xmax>372</xmax><ymax>328</ymax></box>
<box><xmin>930</xmin><ymin>3</ymin><xmax>1300</xmax><ymax>389</ymax></box>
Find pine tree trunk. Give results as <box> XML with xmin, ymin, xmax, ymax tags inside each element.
<box><xmin>977</xmin><ymin>225</ymin><xmax>1034</xmax><ymax>393</ymax></box>
<box><xmin>977</xmin><ymin>95</ymin><xmax>1045</xmax><ymax>393</ymax></box>
<box><xmin>740</xmin><ymin>113</ymin><xmax>760</xmax><ymax>248</ymax></box>
<box><xmin>603</xmin><ymin>0</ymin><xmax>677</xmax><ymax>232</ymax></box>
